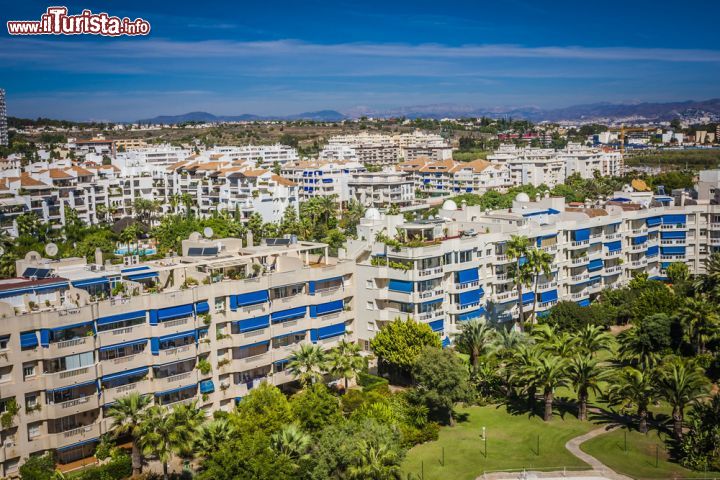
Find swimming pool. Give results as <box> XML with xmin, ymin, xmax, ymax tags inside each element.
<box><xmin>115</xmin><ymin>247</ymin><xmax>157</xmax><ymax>256</ymax></box>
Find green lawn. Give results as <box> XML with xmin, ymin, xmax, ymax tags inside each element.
<box><xmin>581</xmin><ymin>427</ymin><xmax>720</xmax><ymax>479</ymax></box>
<box><xmin>402</xmin><ymin>405</ymin><xmax>595</xmax><ymax>480</ymax></box>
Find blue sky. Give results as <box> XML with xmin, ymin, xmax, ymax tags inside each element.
<box><xmin>1</xmin><ymin>0</ymin><xmax>719</xmax><ymax>121</ymax></box>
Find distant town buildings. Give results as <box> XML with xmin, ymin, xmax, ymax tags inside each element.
<box><xmin>322</xmin><ymin>131</ymin><xmax>453</xmax><ymax>166</ymax></box>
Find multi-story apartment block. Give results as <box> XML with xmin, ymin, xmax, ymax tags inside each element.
<box><xmin>486</xmin><ymin>144</ymin><xmax>566</xmax><ymax>187</ymax></box>
<box><xmin>397</xmin><ymin>158</ymin><xmax>512</xmax><ymax>195</ymax></box>
<box><xmin>0</xmin><ymin>89</ymin><xmax>8</xmax><ymax>147</ymax></box>
<box><xmin>281</xmin><ymin>160</ymin><xmax>366</xmax><ymax>203</ymax></box>
<box><xmin>348</xmin><ymin>182</ymin><xmax>720</xmax><ymax>345</ymax></box>
<box><xmin>347</xmin><ymin>171</ymin><xmax>415</xmax><ymax>209</ymax></box>
<box><xmin>323</xmin><ymin>132</ymin><xmax>453</xmax><ymax>166</ymax></box>
<box><xmin>114</xmin><ymin>139</ymin><xmax>148</xmax><ymax>151</ymax></box>
<box><xmin>0</xmin><ymin>236</ymin><xmax>354</xmax><ymax>475</ymax></box>
<box><xmin>206</xmin><ymin>145</ymin><xmax>299</xmax><ymax>168</ymax></box>
<box><xmin>559</xmin><ymin>143</ymin><xmax>624</xmax><ymax>179</ymax></box>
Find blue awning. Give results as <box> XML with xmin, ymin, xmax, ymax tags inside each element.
<box><xmin>458</xmin><ymin>289</ymin><xmax>482</xmax><ymax>306</ymax></box>
<box><xmin>457</xmin><ymin>268</ymin><xmax>479</xmax><ymax>284</ymax></box>
<box><xmin>604</xmin><ymin>241</ymin><xmax>622</xmax><ymax>252</ymax></box>
<box><xmin>521</xmin><ymin>291</ymin><xmax>534</xmax><ymax>304</ymax></box>
<box><xmin>647</xmin><ymin>245</ymin><xmax>659</xmax><ymax>257</ymax></box>
<box><xmin>71</xmin><ymin>278</ymin><xmax>109</xmax><ymax>288</ymax></box>
<box><xmin>573</xmin><ymin>229</ymin><xmax>590</xmax><ymax>241</ymax></box>
<box><xmin>577</xmin><ymin>299</ymin><xmax>591</xmax><ymax>307</ymax></box>
<box><xmin>457</xmin><ymin>309</ymin><xmax>484</xmax><ymax>322</ymax></box>
<box><xmin>429</xmin><ymin>319</ymin><xmax>444</xmax><ymax>332</ymax></box>
<box><xmin>422</xmin><ymin>298</ymin><xmax>443</xmax><ymax>306</ymax></box>
<box><xmin>663</xmin><ymin>214</ymin><xmax>687</xmax><ymax>225</ymax></box>
<box><xmin>121</xmin><ymin>266</ymin><xmax>150</xmax><ymax>273</ymax></box>
<box><xmin>101</xmin><ymin>367</ymin><xmax>149</xmax><ymax>383</ymax></box>
<box><xmin>50</xmin><ymin>321</ymin><xmax>93</xmax><ymax>332</ymax></box>
<box><xmin>646</xmin><ymin>216</ymin><xmax>662</xmax><ymax>227</ymax></box>
<box><xmin>199</xmin><ymin>380</ymin><xmax>215</xmax><ymax>394</ymax></box>
<box><xmin>632</xmin><ymin>236</ymin><xmax>648</xmax><ymax>245</ymax></box>
<box><xmin>442</xmin><ymin>337</ymin><xmax>451</xmax><ymax>348</ymax></box>
<box><xmin>388</xmin><ymin>279</ymin><xmax>413</xmax><ymax>293</ymax></box>
<box><xmin>661</xmin><ymin>231</ymin><xmax>686</xmax><ymax>239</ymax></box>
<box><xmin>158</xmin><ymin>330</ymin><xmax>196</xmax><ymax>344</ymax></box>
<box><xmin>235</xmin><ymin>290</ymin><xmax>269</xmax><ymax>308</ymax></box>
<box><xmin>57</xmin><ymin>438</ymin><xmax>99</xmax><ymax>452</ymax></box>
<box><xmin>97</xmin><ymin>310</ymin><xmax>146</xmax><ymax>326</ymax></box>
<box><xmin>47</xmin><ymin>380</ymin><xmax>97</xmax><ymax>394</ymax></box>
<box><xmin>195</xmin><ymin>301</ymin><xmax>210</xmax><ymax>314</ymax></box>
<box><xmin>99</xmin><ymin>338</ymin><xmax>147</xmax><ymax>352</ymax></box>
<box><xmin>588</xmin><ymin>259</ymin><xmax>604</xmax><ymax>272</ymax></box>
<box><xmin>271</xmin><ymin>306</ymin><xmax>306</xmax><ymax>323</ymax></box>
<box><xmin>540</xmin><ymin>290</ymin><xmax>558</xmax><ymax>303</ymax></box>
<box><xmin>157</xmin><ymin>304</ymin><xmax>194</xmax><ymax>321</ymax></box>
<box><xmin>311</xmin><ymin>322</ymin><xmax>346</xmax><ymax>341</ymax></box>
<box><xmin>126</xmin><ymin>272</ymin><xmax>158</xmax><ymax>282</ymax></box>
<box><xmin>661</xmin><ymin>246</ymin><xmax>686</xmax><ymax>255</ymax></box>
<box><xmin>272</xmin><ymin>330</ymin><xmax>306</xmax><ymax>341</ymax></box>
<box><xmin>235</xmin><ymin>315</ymin><xmax>270</xmax><ymax>333</ymax></box>
<box><xmin>239</xmin><ymin>339</ymin><xmax>270</xmax><ymax>349</ymax></box>
<box><xmin>154</xmin><ymin>384</ymin><xmax>197</xmax><ymax>397</ymax></box>
<box><xmin>20</xmin><ymin>331</ymin><xmax>38</xmax><ymax>348</ymax></box>
<box><xmin>312</xmin><ymin>300</ymin><xmax>344</xmax><ymax>317</ymax></box>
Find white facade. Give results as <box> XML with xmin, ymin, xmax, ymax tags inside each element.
<box><xmin>281</xmin><ymin>160</ymin><xmax>366</xmax><ymax>203</ymax></box>
<box><xmin>324</xmin><ymin>131</ymin><xmax>453</xmax><ymax>166</ymax></box>
<box><xmin>348</xmin><ymin>171</ymin><xmax>415</xmax><ymax>209</ymax></box>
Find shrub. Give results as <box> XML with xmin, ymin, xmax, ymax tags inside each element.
<box><xmin>358</xmin><ymin>372</ymin><xmax>389</xmax><ymax>392</ymax></box>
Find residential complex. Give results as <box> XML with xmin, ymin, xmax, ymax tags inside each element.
<box><xmin>0</xmin><ymin>89</ymin><xmax>7</xmax><ymax>147</ymax></box>
<box><xmin>322</xmin><ymin>132</ymin><xmax>453</xmax><ymax>166</ymax></box>
<box><xmin>281</xmin><ymin>160</ymin><xmax>366</xmax><ymax>203</ymax></box>
<box><xmin>3</xmin><ymin>171</ymin><xmax>720</xmax><ymax>474</ymax></box>
<box><xmin>347</xmin><ymin>171</ymin><xmax>415</xmax><ymax>209</ymax></box>
<box><xmin>397</xmin><ymin>158</ymin><xmax>513</xmax><ymax>195</ymax></box>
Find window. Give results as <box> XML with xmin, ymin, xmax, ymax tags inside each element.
<box><xmin>25</xmin><ymin>394</ymin><xmax>38</xmax><ymax>409</ymax></box>
<box><xmin>214</xmin><ymin>297</ymin><xmax>225</xmax><ymax>312</ymax></box>
<box><xmin>28</xmin><ymin>423</ymin><xmax>41</xmax><ymax>440</ymax></box>
<box><xmin>23</xmin><ymin>364</ymin><xmax>36</xmax><ymax>379</ymax></box>
<box><xmin>366</xmin><ymin>301</ymin><xmax>374</xmax><ymax>310</ymax></box>
<box><xmin>0</xmin><ymin>335</ymin><xmax>9</xmax><ymax>350</ymax></box>
<box><xmin>366</xmin><ymin>280</ymin><xmax>373</xmax><ymax>289</ymax></box>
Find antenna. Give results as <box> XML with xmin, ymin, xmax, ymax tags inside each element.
<box><xmin>45</xmin><ymin>243</ymin><xmax>58</xmax><ymax>257</ymax></box>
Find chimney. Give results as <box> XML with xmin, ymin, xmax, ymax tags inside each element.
<box><xmin>246</xmin><ymin>230</ymin><xmax>254</xmax><ymax>247</ymax></box>
<box><xmin>94</xmin><ymin>248</ymin><xmax>103</xmax><ymax>266</ymax></box>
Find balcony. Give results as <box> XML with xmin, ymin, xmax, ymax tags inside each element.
<box><xmin>570</xmin><ymin>273</ymin><xmax>589</xmax><ymax>283</ymax></box>
<box><xmin>494</xmin><ymin>290</ymin><xmax>518</xmax><ymax>302</ymax></box>
<box><xmin>630</xmin><ymin>243</ymin><xmax>647</xmax><ymax>252</ymax></box>
<box><xmin>154</xmin><ymin>370</ymin><xmax>198</xmax><ymax>390</ymax></box>
<box><xmin>660</xmin><ymin>239</ymin><xmax>686</xmax><ymax>245</ymax></box>
<box><xmin>570</xmin><ymin>240</ymin><xmax>590</xmax><ymax>248</ymax></box>
<box><xmin>450</xmin><ymin>281</ymin><xmax>480</xmax><ymax>292</ymax></box>
<box><xmin>232</xmin><ymin>352</ymin><xmax>271</xmax><ymax>372</ymax></box>
<box><xmin>661</xmin><ymin>224</ymin><xmax>686</xmax><ymax>230</ymax></box>
<box><xmin>630</xmin><ymin>259</ymin><xmax>648</xmax><ymax>268</ymax></box>
<box><xmin>630</xmin><ymin>228</ymin><xmax>647</xmax><ymax>235</ymax></box>
<box><xmin>536</xmin><ymin>281</ymin><xmax>557</xmax><ymax>291</ymax></box>
<box><xmin>46</xmin><ymin>336</ymin><xmax>95</xmax><ymax>358</ymax></box>
<box><xmin>603</xmin><ymin>250</ymin><xmax>621</xmax><ymax>259</ymax></box>
<box><xmin>45</xmin><ymin>395</ymin><xmax>100</xmax><ymax>419</ymax></box>
<box><xmin>709</xmin><ymin>223</ymin><xmax>720</xmax><ymax>230</ymax></box>
<box><xmin>47</xmin><ymin>423</ymin><xmax>102</xmax><ymax>450</ymax></box>
<box><xmin>603</xmin><ymin>265</ymin><xmax>622</xmax><ymax>275</ymax></box>
<box><xmin>97</xmin><ymin>324</ymin><xmax>151</xmax><ymax>347</ymax></box>
<box><xmin>99</xmin><ymin>353</ymin><xmax>149</xmax><ymax>377</ymax></box>
<box><xmin>158</xmin><ymin>344</ymin><xmax>197</xmax><ymax>364</ymax></box>
<box><xmin>44</xmin><ymin>366</ymin><xmax>97</xmax><ymax>388</ymax></box>
<box><xmin>571</xmin><ymin>256</ymin><xmax>589</xmax><ymax>265</ymax></box>
<box><xmin>604</xmin><ymin>233</ymin><xmax>622</xmax><ymax>240</ymax></box>
<box><xmin>536</xmin><ymin>300</ymin><xmax>558</xmax><ymax>310</ymax></box>
<box><xmin>571</xmin><ymin>291</ymin><xmax>588</xmax><ymax>300</ymax></box>
<box><xmin>416</xmin><ymin>267</ymin><xmax>444</xmax><ymax>278</ymax></box>
<box><xmin>102</xmin><ymin>380</ymin><xmax>151</xmax><ymax>404</ymax></box>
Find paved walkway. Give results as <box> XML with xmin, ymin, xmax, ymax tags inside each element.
<box><xmin>477</xmin><ymin>424</ymin><xmax>634</xmax><ymax>480</ymax></box>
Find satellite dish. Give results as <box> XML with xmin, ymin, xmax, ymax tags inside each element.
<box><xmin>45</xmin><ymin>243</ymin><xmax>58</xmax><ymax>257</ymax></box>
<box><xmin>203</xmin><ymin>227</ymin><xmax>214</xmax><ymax>238</ymax></box>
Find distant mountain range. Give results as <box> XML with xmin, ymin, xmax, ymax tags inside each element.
<box><xmin>138</xmin><ymin>110</ymin><xmax>346</xmax><ymax>124</ymax></box>
<box><xmin>138</xmin><ymin>99</ymin><xmax>720</xmax><ymax>124</ymax></box>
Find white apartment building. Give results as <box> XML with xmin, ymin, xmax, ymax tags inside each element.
<box><xmin>323</xmin><ymin>131</ymin><xmax>453</xmax><ymax>166</ymax></box>
<box><xmin>559</xmin><ymin>143</ymin><xmax>624</xmax><ymax>179</ymax></box>
<box><xmin>281</xmin><ymin>160</ymin><xmax>366</xmax><ymax>203</ymax></box>
<box><xmin>347</xmin><ymin>171</ymin><xmax>415</xmax><ymax>209</ymax></box>
<box><xmin>0</xmin><ymin>236</ymin><xmax>354</xmax><ymax>474</ymax></box>
<box><xmin>207</xmin><ymin>145</ymin><xmax>299</xmax><ymax>168</ymax></box>
<box><xmin>397</xmin><ymin>158</ymin><xmax>512</xmax><ymax>196</ymax></box>
<box><xmin>318</xmin><ymin>144</ymin><xmax>358</xmax><ymax>162</ymax></box>
<box><xmin>486</xmin><ymin>144</ymin><xmax>566</xmax><ymax>188</ymax></box>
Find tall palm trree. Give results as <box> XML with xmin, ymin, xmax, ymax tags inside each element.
<box><xmin>526</xmin><ymin>355</ymin><xmax>568</xmax><ymax>421</ymax></box>
<box><xmin>506</xmin><ymin>235</ymin><xmax>532</xmax><ymax>331</ymax></box>
<box><xmin>657</xmin><ymin>358</ymin><xmax>708</xmax><ymax>441</ymax></box>
<box><xmin>288</xmin><ymin>343</ymin><xmax>327</xmax><ymax>386</ymax></box>
<box><xmin>106</xmin><ymin>392</ymin><xmax>151</xmax><ymax>476</ymax></box>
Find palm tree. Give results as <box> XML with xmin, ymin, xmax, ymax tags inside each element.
<box><xmin>180</xmin><ymin>193</ymin><xmax>195</xmax><ymax>218</ymax></box>
<box><xmin>694</xmin><ymin>252</ymin><xmax>720</xmax><ymax>299</ymax></box>
<box><xmin>288</xmin><ymin>343</ymin><xmax>327</xmax><ymax>387</ymax></box>
<box><xmin>574</xmin><ymin>324</ymin><xmax>613</xmax><ymax>356</ymax></box>
<box><xmin>453</xmin><ymin>319</ymin><xmax>496</xmax><ymax>371</ymax></box>
<box><xmin>106</xmin><ymin>393</ymin><xmax>151</xmax><ymax>476</ymax></box>
<box><xmin>271</xmin><ymin>423</ymin><xmax>311</xmax><ymax>462</ymax></box>
<box><xmin>139</xmin><ymin>405</ymin><xmax>194</xmax><ymax>480</ymax></box>
<box><xmin>506</xmin><ymin>235</ymin><xmax>532</xmax><ymax>330</ymax></box>
<box><xmin>675</xmin><ymin>296</ymin><xmax>719</xmax><ymax>354</ymax></box>
<box><xmin>568</xmin><ymin>354</ymin><xmax>608</xmax><ymax>421</ymax></box>
<box><xmin>526</xmin><ymin>247</ymin><xmax>554</xmax><ymax>325</ymax></box>
<box><xmin>618</xmin><ymin>322</ymin><xmax>662</xmax><ymax>369</ymax></box>
<box><xmin>491</xmin><ymin>327</ymin><xmax>531</xmax><ymax>360</ymax></box>
<box><xmin>657</xmin><ymin>357</ymin><xmax>709</xmax><ymax>440</ymax></box>
<box><xmin>194</xmin><ymin>418</ymin><xmax>235</xmax><ymax>459</ymax></box>
<box><xmin>169</xmin><ymin>194</ymin><xmax>180</xmax><ymax>214</ymax></box>
<box><xmin>327</xmin><ymin>339</ymin><xmax>365</xmax><ymax>390</ymax></box>
<box><xmin>509</xmin><ymin>343</ymin><xmax>542</xmax><ymax>408</ymax></box>
<box><xmin>347</xmin><ymin>439</ymin><xmax>402</xmax><ymax>480</ymax></box>
<box><xmin>609</xmin><ymin>366</ymin><xmax>658</xmax><ymax>433</ymax></box>
<box><xmin>525</xmin><ymin>355</ymin><xmax>569</xmax><ymax>421</ymax></box>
